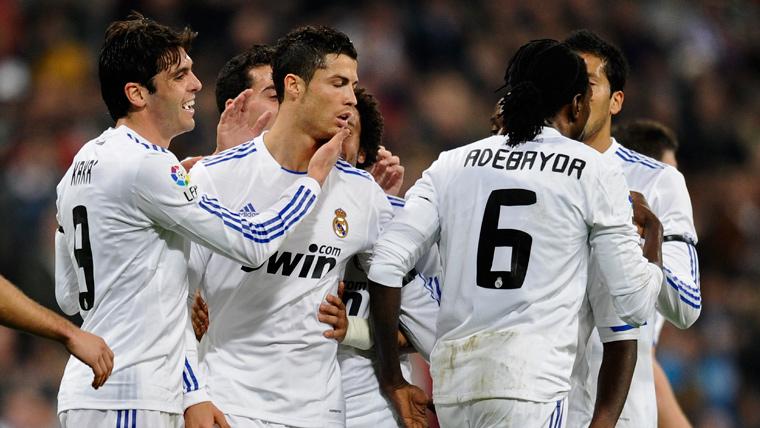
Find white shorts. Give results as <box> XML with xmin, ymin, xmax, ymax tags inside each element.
<box><xmin>436</xmin><ymin>396</ymin><xmax>566</xmax><ymax>428</ymax></box>
<box><xmin>59</xmin><ymin>409</ymin><xmax>181</xmax><ymax>428</ymax></box>
<box><xmin>345</xmin><ymin>391</ymin><xmax>400</xmax><ymax>428</ymax></box>
<box><xmin>224</xmin><ymin>414</ymin><xmax>296</xmax><ymax>427</ymax></box>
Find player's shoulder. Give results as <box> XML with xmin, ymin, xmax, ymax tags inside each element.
<box><xmin>334</xmin><ymin>159</ymin><xmax>375</xmax><ymax>183</ymax></box>
<box><xmin>613</xmin><ymin>144</ymin><xmax>668</xmax><ymax>174</ymax></box>
<box><xmin>200</xmin><ymin>137</ymin><xmax>260</xmax><ymax>168</ymax></box>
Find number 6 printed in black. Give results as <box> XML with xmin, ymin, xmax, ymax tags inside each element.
<box><xmin>73</xmin><ymin>205</ymin><xmax>95</xmax><ymax>310</ymax></box>
<box><xmin>476</xmin><ymin>189</ymin><xmax>536</xmax><ymax>290</ymax></box>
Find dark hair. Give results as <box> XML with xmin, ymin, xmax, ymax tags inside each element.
<box><xmin>99</xmin><ymin>12</ymin><xmax>196</xmax><ymax>121</ymax></box>
<box><xmin>354</xmin><ymin>87</ymin><xmax>383</xmax><ymax>169</ymax></box>
<box><xmin>215</xmin><ymin>45</ymin><xmax>274</xmax><ymax>114</ymax></box>
<box><xmin>613</xmin><ymin>119</ymin><xmax>679</xmax><ymax>162</ymax></box>
<box><xmin>272</xmin><ymin>25</ymin><xmax>357</xmax><ymax>103</ymax></box>
<box><xmin>497</xmin><ymin>39</ymin><xmax>589</xmax><ymax>145</ymax></box>
<box><xmin>564</xmin><ymin>29</ymin><xmax>629</xmax><ymax>94</ymax></box>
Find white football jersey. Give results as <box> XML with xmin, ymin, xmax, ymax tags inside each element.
<box><xmin>567</xmin><ymin>139</ymin><xmax>700</xmax><ymax>427</ymax></box>
<box><xmin>54</xmin><ymin>126</ymin><xmax>321</xmax><ymax>414</ymax></box>
<box><xmin>339</xmin><ymin>202</ymin><xmax>440</xmax><ymax>426</ymax></box>
<box><xmin>368</xmin><ymin>127</ymin><xmax>663</xmax><ymax>405</ymax></box>
<box><xmin>188</xmin><ymin>135</ymin><xmax>393</xmax><ymax>427</ymax></box>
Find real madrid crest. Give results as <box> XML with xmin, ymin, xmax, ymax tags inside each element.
<box><xmin>332</xmin><ymin>208</ymin><xmax>348</xmax><ymax>238</ymax></box>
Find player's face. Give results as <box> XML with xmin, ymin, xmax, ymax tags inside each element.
<box><xmin>245</xmin><ymin>65</ymin><xmax>278</xmax><ymax>130</ymax></box>
<box><xmin>569</xmin><ymin>85</ymin><xmax>592</xmax><ymax>141</ymax></box>
<box><xmin>147</xmin><ymin>48</ymin><xmax>202</xmax><ymax>139</ymax></box>
<box><xmin>579</xmin><ymin>52</ymin><xmax>613</xmax><ymax>143</ymax></box>
<box><xmin>300</xmin><ymin>54</ymin><xmax>358</xmax><ymax>140</ymax></box>
<box><xmin>341</xmin><ymin>106</ymin><xmax>362</xmax><ymax>166</ymax></box>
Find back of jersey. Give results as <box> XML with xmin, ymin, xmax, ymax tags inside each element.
<box><xmin>421</xmin><ymin>128</ymin><xmax>634</xmax><ymax>404</ymax></box>
<box><xmin>55</xmin><ymin>126</ymin><xmax>189</xmax><ymax>413</ymax></box>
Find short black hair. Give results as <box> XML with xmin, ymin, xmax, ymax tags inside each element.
<box><xmin>215</xmin><ymin>45</ymin><xmax>274</xmax><ymax>114</ymax></box>
<box><xmin>564</xmin><ymin>29</ymin><xmax>629</xmax><ymax>94</ymax></box>
<box><xmin>496</xmin><ymin>39</ymin><xmax>589</xmax><ymax>145</ymax></box>
<box><xmin>99</xmin><ymin>12</ymin><xmax>196</xmax><ymax>121</ymax></box>
<box><xmin>354</xmin><ymin>87</ymin><xmax>383</xmax><ymax>169</ymax></box>
<box><xmin>272</xmin><ymin>25</ymin><xmax>357</xmax><ymax>103</ymax></box>
<box><xmin>613</xmin><ymin>119</ymin><xmax>679</xmax><ymax>162</ymax></box>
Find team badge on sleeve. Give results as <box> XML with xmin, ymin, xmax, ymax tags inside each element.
<box><xmin>332</xmin><ymin>208</ymin><xmax>348</xmax><ymax>238</ymax></box>
<box><xmin>170</xmin><ymin>165</ymin><xmax>190</xmax><ymax>187</ymax></box>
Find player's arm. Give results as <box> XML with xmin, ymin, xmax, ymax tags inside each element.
<box><xmin>368</xmin><ymin>166</ymin><xmax>441</xmax><ymax>427</ymax></box>
<box><xmin>589</xmin><ymin>166</ymin><xmax>663</xmax><ymax>327</ymax></box>
<box><xmin>652</xmin><ymin>170</ymin><xmax>701</xmax><ymax>329</ymax></box>
<box><xmin>0</xmin><ymin>274</ymin><xmax>114</xmax><ymax>389</ymax></box>
<box><xmin>653</xmin><ymin>355</ymin><xmax>692</xmax><ymax>428</ymax></box>
<box><xmin>133</xmin><ymin>131</ymin><xmax>345</xmax><ymax>269</ymax></box>
<box><xmin>54</xmin><ymin>225</ymin><xmax>80</xmax><ymax>316</ymax></box>
<box><xmin>586</xmin><ymin>272</ymin><xmax>640</xmax><ymax>428</ymax></box>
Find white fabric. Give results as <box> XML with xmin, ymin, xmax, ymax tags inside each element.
<box><xmin>368</xmin><ymin>128</ymin><xmax>662</xmax><ymax>405</ymax></box>
<box><xmin>436</xmin><ymin>396</ymin><xmax>566</xmax><ymax>428</ymax></box>
<box><xmin>188</xmin><ymin>135</ymin><xmax>393</xmax><ymax>427</ymax></box>
<box><xmin>567</xmin><ymin>139</ymin><xmax>700</xmax><ymax>428</ymax></box>
<box><xmin>59</xmin><ymin>408</ymin><xmax>181</xmax><ymax>428</ymax></box>
<box><xmin>55</xmin><ymin>126</ymin><xmax>318</xmax><ymax>414</ymax></box>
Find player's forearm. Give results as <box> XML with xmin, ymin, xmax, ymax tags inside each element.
<box><xmin>368</xmin><ymin>280</ymin><xmax>406</xmax><ymax>389</ymax></box>
<box><xmin>0</xmin><ymin>275</ymin><xmax>77</xmax><ymax>344</ymax></box>
<box><xmin>590</xmin><ymin>339</ymin><xmax>637</xmax><ymax>428</ymax></box>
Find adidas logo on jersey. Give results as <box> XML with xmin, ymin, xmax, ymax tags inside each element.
<box><xmin>238</xmin><ymin>202</ymin><xmax>257</xmax><ymax>218</ymax></box>
<box><xmin>241</xmin><ymin>243</ymin><xmax>342</xmax><ymax>279</ymax></box>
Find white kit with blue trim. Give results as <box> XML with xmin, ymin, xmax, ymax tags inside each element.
<box><xmin>54</xmin><ymin>125</ymin><xmax>319</xmax><ymax>417</ymax></box>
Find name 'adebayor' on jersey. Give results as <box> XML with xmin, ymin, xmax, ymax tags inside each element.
<box><xmin>464</xmin><ymin>146</ymin><xmax>587</xmax><ymax>180</ymax></box>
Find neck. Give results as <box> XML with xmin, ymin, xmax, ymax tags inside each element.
<box><xmin>584</xmin><ymin>121</ymin><xmax>613</xmax><ymax>153</ymax></box>
<box><xmin>263</xmin><ymin>110</ymin><xmax>318</xmax><ymax>172</ymax></box>
<box><xmin>116</xmin><ymin>114</ymin><xmax>172</xmax><ymax>148</ymax></box>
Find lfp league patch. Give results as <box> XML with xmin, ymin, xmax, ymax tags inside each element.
<box><xmin>170</xmin><ymin>165</ymin><xmax>190</xmax><ymax>187</ymax></box>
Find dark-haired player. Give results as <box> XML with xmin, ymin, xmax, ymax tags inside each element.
<box><xmin>54</xmin><ymin>14</ymin><xmax>342</xmax><ymax>428</ymax></box>
<box><xmin>564</xmin><ymin>30</ymin><xmax>700</xmax><ymax>428</ymax></box>
<box><xmin>368</xmin><ymin>39</ymin><xmax>664</xmax><ymax>427</ymax></box>
<box><xmin>185</xmin><ymin>25</ymin><xmax>395</xmax><ymax>427</ymax></box>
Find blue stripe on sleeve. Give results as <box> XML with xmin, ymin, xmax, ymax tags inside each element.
<box><xmin>610</xmin><ymin>324</ymin><xmax>637</xmax><ymax>332</ymax></box>
<box><xmin>185</xmin><ymin>358</ymin><xmax>199</xmax><ymax>391</ymax></box>
<box><xmin>202</xmin><ymin>141</ymin><xmax>258</xmax><ymax>166</ymax></box>
<box><xmin>116</xmin><ymin>410</ymin><xmax>122</xmax><ymax>428</ymax></box>
<box><xmin>132</xmin><ymin>409</ymin><xmax>136</xmax><ymax>428</ymax></box>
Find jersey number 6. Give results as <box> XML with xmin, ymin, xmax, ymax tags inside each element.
<box><xmin>476</xmin><ymin>189</ymin><xmax>536</xmax><ymax>290</ymax></box>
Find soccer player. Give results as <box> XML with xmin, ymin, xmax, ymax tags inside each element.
<box><xmin>615</xmin><ymin>120</ymin><xmax>693</xmax><ymax>428</ymax></box>
<box><xmin>54</xmin><ymin>15</ymin><xmax>342</xmax><ymax>428</ymax></box>
<box><xmin>0</xmin><ymin>275</ymin><xmax>113</xmax><ymax>389</ymax></box>
<box><xmin>186</xmin><ymin>25</ymin><xmax>393</xmax><ymax>427</ymax></box>
<box><xmin>564</xmin><ymin>31</ymin><xmax>700</xmax><ymax>428</ymax></box>
<box><xmin>368</xmin><ymin>39</ymin><xmax>665</xmax><ymax>428</ymax></box>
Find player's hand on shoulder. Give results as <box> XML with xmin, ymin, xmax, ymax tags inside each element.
<box><xmin>64</xmin><ymin>327</ymin><xmax>114</xmax><ymax>389</ymax></box>
<box><xmin>319</xmin><ymin>281</ymin><xmax>347</xmax><ymax>342</ymax></box>
<box><xmin>191</xmin><ymin>290</ymin><xmax>209</xmax><ymax>341</ymax></box>
<box><xmin>308</xmin><ymin>128</ymin><xmax>350</xmax><ymax>186</ymax></box>
<box><xmin>370</xmin><ymin>146</ymin><xmax>405</xmax><ymax>197</ymax></box>
<box><xmin>383</xmin><ymin>382</ymin><xmax>429</xmax><ymax>428</ymax></box>
<box><xmin>184</xmin><ymin>401</ymin><xmax>230</xmax><ymax>428</ymax></box>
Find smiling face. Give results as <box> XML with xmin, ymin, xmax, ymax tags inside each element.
<box><xmin>145</xmin><ymin>48</ymin><xmax>202</xmax><ymax>140</ymax></box>
<box><xmin>298</xmin><ymin>53</ymin><xmax>358</xmax><ymax>141</ymax></box>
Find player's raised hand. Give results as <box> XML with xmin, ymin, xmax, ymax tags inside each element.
<box><xmin>308</xmin><ymin>128</ymin><xmax>350</xmax><ymax>186</ymax></box>
<box><xmin>191</xmin><ymin>290</ymin><xmax>209</xmax><ymax>341</ymax></box>
<box><xmin>370</xmin><ymin>146</ymin><xmax>405</xmax><ymax>197</ymax></box>
<box><xmin>216</xmin><ymin>89</ymin><xmax>266</xmax><ymax>153</ymax></box>
<box><xmin>320</xmin><ymin>281</ymin><xmax>347</xmax><ymax>342</ymax></box>
<box><xmin>64</xmin><ymin>328</ymin><xmax>114</xmax><ymax>389</ymax></box>
<box><xmin>184</xmin><ymin>401</ymin><xmax>230</xmax><ymax>428</ymax></box>
<box><xmin>385</xmin><ymin>382</ymin><xmax>429</xmax><ymax>428</ymax></box>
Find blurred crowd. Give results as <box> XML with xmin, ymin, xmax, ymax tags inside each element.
<box><xmin>0</xmin><ymin>0</ymin><xmax>757</xmax><ymax>426</ymax></box>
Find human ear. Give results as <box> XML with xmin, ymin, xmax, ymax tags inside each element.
<box><xmin>610</xmin><ymin>90</ymin><xmax>625</xmax><ymax>116</ymax></box>
<box><xmin>124</xmin><ymin>83</ymin><xmax>147</xmax><ymax>109</ymax></box>
<box><xmin>283</xmin><ymin>74</ymin><xmax>304</xmax><ymax>100</ymax></box>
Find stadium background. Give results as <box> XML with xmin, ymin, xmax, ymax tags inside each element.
<box><xmin>0</xmin><ymin>0</ymin><xmax>757</xmax><ymax>426</ymax></box>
